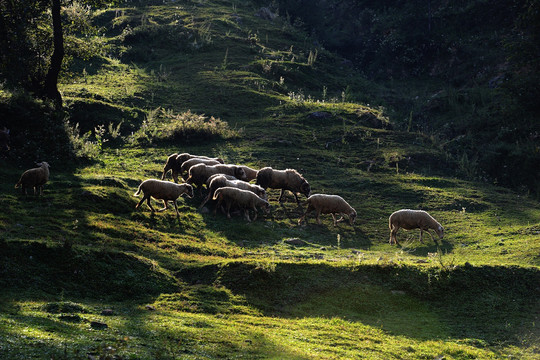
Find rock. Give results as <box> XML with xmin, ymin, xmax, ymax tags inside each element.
<box><xmin>145</xmin><ymin>305</ymin><xmax>156</xmax><ymax>311</ymax></box>
<box><xmin>90</xmin><ymin>321</ymin><xmax>108</xmax><ymax>330</ymax></box>
<box><xmin>101</xmin><ymin>309</ymin><xmax>114</xmax><ymax>316</ymax></box>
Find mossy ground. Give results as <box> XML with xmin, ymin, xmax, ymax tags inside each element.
<box><xmin>0</xmin><ymin>0</ymin><xmax>539</xmax><ymax>358</ymax></box>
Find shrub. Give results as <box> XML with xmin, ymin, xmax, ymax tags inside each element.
<box><xmin>131</xmin><ymin>108</ymin><xmax>239</xmax><ymax>145</ymax></box>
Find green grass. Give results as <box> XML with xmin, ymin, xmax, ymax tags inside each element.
<box><xmin>1</xmin><ymin>0</ymin><xmax>539</xmax><ymax>358</ymax></box>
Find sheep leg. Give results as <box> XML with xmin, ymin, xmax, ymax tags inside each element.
<box><xmin>199</xmin><ymin>192</ymin><xmax>211</xmax><ymax>209</ymax></box>
<box><xmin>172</xmin><ymin>170</ymin><xmax>179</xmax><ymax>183</ymax></box>
<box><xmin>173</xmin><ymin>200</ymin><xmax>180</xmax><ymax>216</ymax></box>
<box><xmin>225</xmin><ymin>202</ymin><xmax>232</xmax><ymax>219</ymax></box>
<box><xmin>251</xmin><ymin>206</ymin><xmax>258</xmax><ymax>221</ymax></box>
<box><xmin>135</xmin><ymin>196</ymin><xmax>146</xmax><ymax>209</ymax></box>
<box><xmin>389</xmin><ymin>225</ymin><xmax>399</xmax><ymax>245</ymax></box>
<box><xmin>157</xmin><ymin>200</ymin><xmax>169</xmax><ymax>212</ymax></box>
<box><xmin>298</xmin><ymin>203</ymin><xmax>314</xmax><ymax>225</ymax></box>
<box><xmin>146</xmin><ymin>197</ymin><xmax>157</xmax><ymax>212</ymax></box>
<box><xmin>244</xmin><ymin>209</ymin><xmax>251</xmax><ymax>222</ymax></box>
<box><xmin>419</xmin><ymin>230</ymin><xmax>424</xmax><ymax>243</ymax></box>
<box><xmin>278</xmin><ymin>189</ymin><xmax>285</xmax><ymax>202</ymax></box>
<box><xmin>331</xmin><ymin>213</ymin><xmax>338</xmax><ymax>227</ymax></box>
<box><xmin>316</xmin><ymin>210</ymin><xmax>322</xmax><ymax>225</ymax></box>
<box><xmin>293</xmin><ymin>192</ymin><xmax>301</xmax><ymax>204</ymax></box>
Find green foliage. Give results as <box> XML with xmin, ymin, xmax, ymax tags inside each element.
<box><xmin>132</xmin><ymin>108</ymin><xmax>239</xmax><ymax>145</ymax></box>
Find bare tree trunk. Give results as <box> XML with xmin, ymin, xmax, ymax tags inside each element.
<box><xmin>43</xmin><ymin>0</ymin><xmax>64</xmax><ymax>109</ymax></box>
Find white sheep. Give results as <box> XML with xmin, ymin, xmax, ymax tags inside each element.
<box><xmin>388</xmin><ymin>209</ymin><xmax>444</xmax><ymax>246</ymax></box>
<box><xmin>186</xmin><ymin>163</ymin><xmax>248</xmax><ymax>190</ymax></box>
<box><xmin>212</xmin><ymin>186</ymin><xmax>270</xmax><ymax>221</ymax></box>
<box><xmin>134</xmin><ymin>179</ymin><xmax>194</xmax><ymax>215</ymax></box>
<box><xmin>15</xmin><ymin>161</ymin><xmax>50</xmax><ymax>195</ymax></box>
<box><xmin>161</xmin><ymin>153</ymin><xmax>223</xmax><ymax>182</ymax></box>
<box><xmin>255</xmin><ymin>167</ymin><xmax>310</xmax><ymax>204</ymax></box>
<box><xmin>298</xmin><ymin>194</ymin><xmax>356</xmax><ymax>226</ymax></box>
<box><xmin>180</xmin><ymin>158</ymin><xmax>222</xmax><ymax>180</ymax></box>
<box><xmin>199</xmin><ymin>174</ymin><xmax>267</xmax><ymax>210</ymax></box>
<box><xmin>239</xmin><ymin>165</ymin><xmax>259</xmax><ymax>182</ymax></box>
<box><xmin>205</xmin><ymin>173</ymin><xmax>237</xmax><ymax>187</ymax></box>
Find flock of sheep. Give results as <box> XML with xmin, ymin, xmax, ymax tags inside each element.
<box><xmin>14</xmin><ymin>152</ymin><xmax>445</xmax><ymax>245</ymax></box>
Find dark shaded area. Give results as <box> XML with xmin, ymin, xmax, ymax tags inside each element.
<box><xmin>213</xmin><ymin>261</ymin><xmax>540</xmax><ymax>344</ymax></box>
<box><xmin>0</xmin><ymin>241</ymin><xmax>179</xmax><ymax>300</ymax></box>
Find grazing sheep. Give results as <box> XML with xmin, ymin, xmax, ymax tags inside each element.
<box><xmin>180</xmin><ymin>158</ymin><xmax>222</xmax><ymax>180</ymax></box>
<box><xmin>200</xmin><ymin>174</ymin><xmax>267</xmax><ymax>209</ymax></box>
<box><xmin>212</xmin><ymin>186</ymin><xmax>270</xmax><ymax>221</ymax></box>
<box><xmin>298</xmin><ymin>194</ymin><xmax>356</xmax><ymax>226</ymax></box>
<box><xmin>0</xmin><ymin>127</ymin><xmax>9</xmax><ymax>151</ymax></box>
<box><xmin>255</xmin><ymin>167</ymin><xmax>310</xmax><ymax>204</ymax></box>
<box><xmin>186</xmin><ymin>163</ymin><xmax>248</xmax><ymax>190</ymax></box>
<box><xmin>239</xmin><ymin>165</ymin><xmax>259</xmax><ymax>181</ymax></box>
<box><xmin>15</xmin><ymin>161</ymin><xmax>50</xmax><ymax>195</ymax></box>
<box><xmin>134</xmin><ymin>179</ymin><xmax>194</xmax><ymax>215</ymax></box>
<box><xmin>161</xmin><ymin>153</ymin><xmax>223</xmax><ymax>182</ymax></box>
<box><xmin>205</xmin><ymin>173</ymin><xmax>237</xmax><ymax>187</ymax></box>
<box><xmin>389</xmin><ymin>209</ymin><xmax>444</xmax><ymax>246</ymax></box>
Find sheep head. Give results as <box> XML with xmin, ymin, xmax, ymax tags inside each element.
<box><xmin>435</xmin><ymin>225</ymin><xmax>444</xmax><ymax>239</ymax></box>
<box><xmin>300</xmin><ymin>180</ymin><xmax>311</xmax><ymax>198</ymax></box>
<box><xmin>349</xmin><ymin>210</ymin><xmax>357</xmax><ymax>225</ymax></box>
<box><xmin>183</xmin><ymin>183</ymin><xmax>194</xmax><ymax>198</ymax></box>
<box><xmin>235</xmin><ymin>167</ymin><xmax>248</xmax><ymax>181</ymax></box>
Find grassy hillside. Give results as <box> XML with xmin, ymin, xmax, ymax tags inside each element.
<box><xmin>0</xmin><ymin>0</ymin><xmax>539</xmax><ymax>359</ymax></box>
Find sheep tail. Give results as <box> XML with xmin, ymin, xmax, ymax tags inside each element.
<box><xmin>14</xmin><ymin>180</ymin><xmax>21</xmax><ymax>188</ymax></box>
<box><xmin>212</xmin><ymin>188</ymin><xmax>222</xmax><ymax>201</ymax></box>
<box><xmin>133</xmin><ymin>184</ymin><xmax>142</xmax><ymax>197</ymax></box>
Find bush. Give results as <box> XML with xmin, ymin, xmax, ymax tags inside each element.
<box><xmin>131</xmin><ymin>108</ymin><xmax>239</xmax><ymax>145</ymax></box>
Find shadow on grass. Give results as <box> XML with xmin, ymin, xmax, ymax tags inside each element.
<box><xmin>214</xmin><ymin>261</ymin><xmax>540</xmax><ymax>345</ymax></box>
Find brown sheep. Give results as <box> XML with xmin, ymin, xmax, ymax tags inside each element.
<box><xmin>15</xmin><ymin>161</ymin><xmax>50</xmax><ymax>195</ymax></box>
<box><xmin>298</xmin><ymin>194</ymin><xmax>356</xmax><ymax>226</ymax></box>
<box><xmin>161</xmin><ymin>153</ymin><xmax>223</xmax><ymax>182</ymax></box>
<box><xmin>389</xmin><ymin>209</ymin><xmax>444</xmax><ymax>246</ymax></box>
<box><xmin>134</xmin><ymin>179</ymin><xmax>194</xmax><ymax>215</ymax></box>
<box><xmin>212</xmin><ymin>186</ymin><xmax>270</xmax><ymax>221</ymax></box>
<box><xmin>255</xmin><ymin>167</ymin><xmax>310</xmax><ymax>204</ymax></box>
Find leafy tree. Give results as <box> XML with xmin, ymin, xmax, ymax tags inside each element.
<box><xmin>45</xmin><ymin>0</ymin><xmax>120</xmax><ymax>109</ymax></box>
<box><xmin>0</xmin><ymin>0</ymin><xmax>118</xmax><ymax>108</ymax></box>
